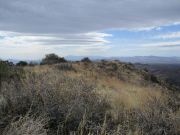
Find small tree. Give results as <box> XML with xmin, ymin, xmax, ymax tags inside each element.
<box><xmin>16</xmin><ymin>61</ymin><xmax>28</xmax><ymax>66</ymax></box>
<box><xmin>41</xmin><ymin>53</ymin><xmax>67</xmax><ymax>65</ymax></box>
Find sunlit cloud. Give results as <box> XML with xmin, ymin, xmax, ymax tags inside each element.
<box><xmin>142</xmin><ymin>41</ymin><xmax>180</xmax><ymax>48</ymax></box>
<box><xmin>0</xmin><ymin>31</ymin><xmax>111</xmax><ymax>59</ymax></box>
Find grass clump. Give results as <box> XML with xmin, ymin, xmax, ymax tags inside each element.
<box><xmin>2</xmin><ymin>115</ymin><xmax>47</xmax><ymax>135</ymax></box>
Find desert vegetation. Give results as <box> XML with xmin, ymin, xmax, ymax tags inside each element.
<box><xmin>41</xmin><ymin>53</ymin><xmax>67</xmax><ymax>65</ymax></box>
<box><xmin>0</xmin><ymin>55</ymin><xmax>180</xmax><ymax>135</ymax></box>
<box><xmin>81</xmin><ymin>57</ymin><xmax>92</xmax><ymax>63</ymax></box>
<box><xmin>16</xmin><ymin>61</ymin><xmax>28</xmax><ymax>67</ymax></box>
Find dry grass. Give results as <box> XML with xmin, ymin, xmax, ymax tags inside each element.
<box><xmin>0</xmin><ymin>62</ymin><xmax>179</xmax><ymax>135</ymax></box>
<box><xmin>2</xmin><ymin>115</ymin><xmax>47</xmax><ymax>135</ymax></box>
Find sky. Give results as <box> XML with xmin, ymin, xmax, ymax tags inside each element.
<box><xmin>0</xmin><ymin>0</ymin><xmax>180</xmax><ymax>60</ymax></box>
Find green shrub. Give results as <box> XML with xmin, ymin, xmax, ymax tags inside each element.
<box><xmin>41</xmin><ymin>53</ymin><xmax>67</xmax><ymax>65</ymax></box>
<box><xmin>16</xmin><ymin>61</ymin><xmax>28</xmax><ymax>66</ymax></box>
<box><xmin>81</xmin><ymin>57</ymin><xmax>91</xmax><ymax>63</ymax></box>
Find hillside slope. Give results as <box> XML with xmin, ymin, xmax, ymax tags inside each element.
<box><xmin>0</xmin><ymin>61</ymin><xmax>180</xmax><ymax>135</ymax></box>
<box><xmin>135</xmin><ymin>63</ymin><xmax>180</xmax><ymax>91</ymax></box>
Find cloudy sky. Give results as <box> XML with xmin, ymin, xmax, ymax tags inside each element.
<box><xmin>0</xmin><ymin>0</ymin><xmax>180</xmax><ymax>59</ymax></box>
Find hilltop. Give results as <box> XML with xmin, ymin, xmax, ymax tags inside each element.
<box><xmin>0</xmin><ymin>58</ymin><xmax>180</xmax><ymax>135</ymax></box>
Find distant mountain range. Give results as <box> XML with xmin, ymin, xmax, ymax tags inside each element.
<box><xmin>3</xmin><ymin>56</ymin><xmax>180</xmax><ymax>64</ymax></box>
<box><xmin>66</xmin><ymin>56</ymin><xmax>180</xmax><ymax>64</ymax></box>
<box><xmin>5</xmin><ymin>59</ymin><xmax>41</xmax><ymax>64</ymax></box>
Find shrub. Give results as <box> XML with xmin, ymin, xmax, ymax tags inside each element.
<box><xmin>143</xmin><ymin>72</ymin><xmax>160</xmax><ymax>84</ymax></box>
<box><xmin>111</xmin><ymin>63</ymin><xmax>118</xmax><ymax>71</ymax></box>
<box><xmin>0</xmin><ymin>61</ymin><xmax>15</xmax><ymax>87</ymax></box>
<box><xmin>16</xmin><ymin>61</ymin><xmax>28</xmax><ymax>66</ymax></box>
<box><xmin>0</xmin><ymin>61</ymin><xmax>10</xmax><ymax>79</ymax></box>
<box><xmin>0</xmin><ymin>69</ymin><xmax>110</xmax><ymax>134</ymax></box>
<box><xmin>41</xmin><ymin>53</ymin><xmax>67</xmax><ymax>65</ymax></box>
<box><xmin>150</xmin><ymin>74</ymin><xmax>159</xmax><ymax>83</ymax></box>
<box><xmin>81</xmin><ymin>57</ymin><xmax>91</xmax><ymax>63</ymax></box>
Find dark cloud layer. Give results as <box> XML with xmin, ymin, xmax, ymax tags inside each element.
<box><xmin>1</xmin><ymin>0</ymin><xmax>180</xmax><ymax>59</ymax></box>
<box><xmin>0</xmin><ymin>0</ymin><xmax>180</xmax><ymax>34</ymax></box>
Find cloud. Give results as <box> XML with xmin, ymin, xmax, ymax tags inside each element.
<box><xmin>142</xmin><ymin>41</ymin><xmax>180</xmax><ymax>48</ymax></box>
<box><xmin>0</xmin><ymin>31</ymin><xmax>111</xmax><ymax>59</ymax></box>
<box><xmin>1</xmin><ymin>0</ymin><xmax>180</xmax><ymax>58</ymax></box>
<box><xmin>0</xmin><ymin>31</ymin><xmax>111</xmax><ymax>46</ymax></box>
<box><xmin>0</xmin><ymin>0</ymin><xmax>180</xmax><ymax>34</ymax></box>
<box><xmin>155</xmin><ymin>32</ymin><xmax>180</xmax><ymax>39</ymax></box>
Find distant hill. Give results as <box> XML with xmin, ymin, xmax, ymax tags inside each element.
<box><xmin>66</xmin><ymin>56</ymin><xmax>180</xmax><ymax>64</ymax></box>
<box><xmin>3</xmin><ymin>56</ymin><xmax>180</xmax><ymax>64</ymax></box>
<box><xmin>6</xmin><ymin>59</ymin><xmax>41</xmax><ymax>64</ymax></box>
<box><xmin>116</xmin><ymin>56</ymin><xmax>180</xmax><ymax>64</ymax></box>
